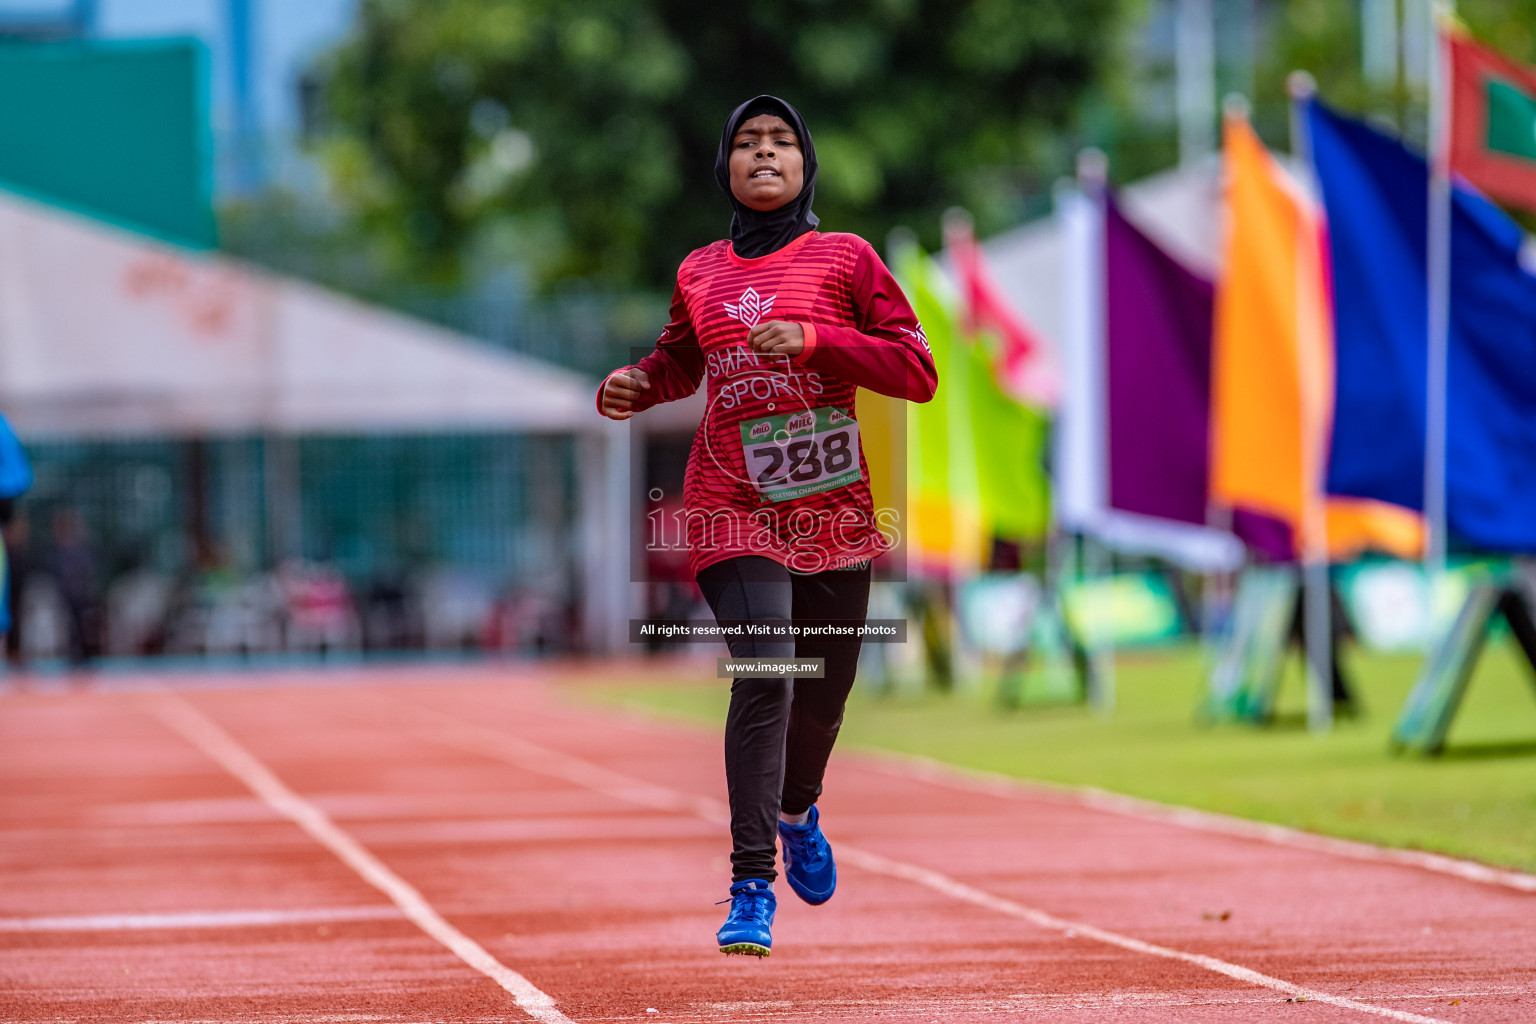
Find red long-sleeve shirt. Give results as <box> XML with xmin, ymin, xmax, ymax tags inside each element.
<box><xmin>598</xmin><ymin>230</ymin><xmax>937</xmax><ymax>575</ymax></box>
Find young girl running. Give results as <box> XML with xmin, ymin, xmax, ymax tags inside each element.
<box><xmin>597</xmin><ymin>95</ymin><xmax>937</xmax><ymax>956</ymax></box>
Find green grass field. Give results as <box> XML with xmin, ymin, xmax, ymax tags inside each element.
<box><xmin>579</xmin><ymin>641</ymin><xmax>1536</xmax><ymax>873</ymax></box>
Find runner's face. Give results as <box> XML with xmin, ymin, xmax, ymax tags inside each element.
<box><xmin>728</xmin><ymin>115</ymin><xmax>804</xmax><ymax>212</ymax></box>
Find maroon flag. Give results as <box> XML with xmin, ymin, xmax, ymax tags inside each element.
<box><xmin>1448</xmin><ymin>31</ymin><xmax>1536</xmax><ymax>211</ymax></box>
<box><xmin>944</xmin><ymin>214</ymin><xmax>1058</xmax><ymax>408</ymax></box>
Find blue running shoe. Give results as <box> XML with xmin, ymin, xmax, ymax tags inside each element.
<box><xmin>777</xmin><ymin>804</ymin><xmax>836</xmax><ymax>905</ymax></box>
<box><xmin>716</xmin><ymin>878</ymin><xmax>775</xmax><ymax>956</ymax></box>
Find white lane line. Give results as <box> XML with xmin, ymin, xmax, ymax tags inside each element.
<box><xmin>149</xmin><ymin>694</ymin><xmax>574</xmax><ymax>1024</ymax></box>
<box><xmin>596</xmin><ymin>693</ymin><xmax>1536</xmax><ymax>895</ymax></box>
<box><xmin>860</xmin><ymin>750</ymin><xmax>1536</xmax><ymax>895</ymax></box>
<box><xmin>391</xmin><ymin>704</ymin><xmax>1451</xmax><ymax>1024</ymax></box>
<box><xmin>0</xmin><ymin>906</ymin><xmax>402</xmax><ymax>932</ymax></box>
<box><xmin>347</xmin><ymin>815</ymin><xmax>720</xmax><ymax>845</ymax></box>
<box><xmin>838</xmin><ymin>848</ymin><xmax>1450</xmax><ymax>1024</ymax></box>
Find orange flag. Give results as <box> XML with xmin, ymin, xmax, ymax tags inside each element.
<box><xmin>1211</xmin><ymin>112</ymin><xmax>1422</xmax><ymax>562</ymax></box>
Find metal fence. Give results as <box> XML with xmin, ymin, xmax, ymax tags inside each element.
<box><xmin>10</xmin><ymin>432</ymin><xmax>581</xmax><ymax>663</ymax></box>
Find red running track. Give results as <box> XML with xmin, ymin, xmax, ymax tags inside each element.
<box><xmin>1</xmin><ymin>663</ymin><xmax>1532</xmax><ymax>1023</ymax></box>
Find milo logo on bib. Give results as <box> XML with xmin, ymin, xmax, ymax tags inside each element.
<box><xmin>739</xmin><ymin>405</ymin><xmax>862</xmax><ymax>503</ymax></box>
<box><xmin>784</xmin><ymin>410</ymin><xmax>816</xmax><ymax>435</ymax></box>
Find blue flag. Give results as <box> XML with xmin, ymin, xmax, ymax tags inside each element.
<box><xmin>1309</xmin><ymin>99</ymin><xmax>1536</xmax><ymax>552</ymax></box>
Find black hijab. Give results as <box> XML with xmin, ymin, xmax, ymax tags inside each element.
<box><xmin>714</xmin><ymin>95</ymin><xmax>819</xmax><ymax>259</ymax></box>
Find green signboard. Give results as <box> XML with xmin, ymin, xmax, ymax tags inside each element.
<box><xmin>1335</xmin><ymin>558</ymin><xmax>1509</xmax><ymax>653</ymax></box>
<box><xmin>1391</xmin><ymin>573</ymin><xmax>1536</xmax><ymax>756</ymax></box>
<box><xmin>1061</xmin><ymin>571</ymin><xmax>1185</xmax><ymax>649</ymax></box>
<box><xmin>0</xmin><ymin>39</ymin><xmax>215</xmax><ymax>248</ymax></box>
<box><xmin>1202</xmin><ymin>565</ymin><xmax>1298</xmax><ymax>724</ymax></box>
<box><xmin>958</xmin><ymin>574</ymin><xmax>1085</xmax><ymax>706</ymax></box>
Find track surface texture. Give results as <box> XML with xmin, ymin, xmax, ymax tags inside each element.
<box><xmin>1</xmin><ymin>663</ymin><xmax>1531</xmax><ymax>1023</ymax></box>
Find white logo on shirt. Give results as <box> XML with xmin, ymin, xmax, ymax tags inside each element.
<box><xmin>902</xmin><ymin>324</ymin><xmax>930</xmax><ymax>352</ymax></box>
<box><xmin>724</xmin><ymin>286</ymin><xmax>775</xmax><ymax>328</ymax></box>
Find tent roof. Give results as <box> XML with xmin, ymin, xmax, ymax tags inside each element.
<box><xmin>0</xmin><ymin>190</ymin><xmax>599</xmax><ymax>438</ymax></box>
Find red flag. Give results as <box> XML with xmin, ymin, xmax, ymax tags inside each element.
<box><xmin>1447</xmin><ymin>31</ymin><xmax>1536</xmax><ymax>211</ymax></box>
<box><xmin>943</xmin><ymin>214</ymin><xmax>1059</xmax><ymax>408</ymax></box>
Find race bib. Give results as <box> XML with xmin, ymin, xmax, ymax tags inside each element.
<box><xmin>739</xmin><ymin>406</ymin><xmax>862</xmax><ymax>503</ymax></box>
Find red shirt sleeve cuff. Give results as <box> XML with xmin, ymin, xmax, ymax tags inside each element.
<box><xmin>791</xmin><ymin>321</ymin><xmax>818</xmax><ymax>363</ymax></box>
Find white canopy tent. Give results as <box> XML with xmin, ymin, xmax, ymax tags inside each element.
<box><xmin>0</xmin><ymin>190</ymin><xmax>637</xmax><ymax>651</ymax></box>
<box><xmin>0</xmin><ymin>193</ymin><xmax>602</xmax><ymax>437</ymax></box>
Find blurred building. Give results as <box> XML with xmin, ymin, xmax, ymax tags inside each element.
<box><xmin>0</xmin><ymin>0</ymin><xmax>355</xmax><ymax>196</ymax></box>
<box><xmin>0</xmin><ymin>4</ymin><xmax>648</xmax><ymax>663</ymax></box>
<box><xmin>0</xmin><ymin>169</ymin><xmax>633</xmax><ymax>663</ymax></box>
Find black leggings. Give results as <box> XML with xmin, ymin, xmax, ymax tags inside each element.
<box><xmin>695</xmin><ymin>555</ymin><xmax>871</xmax><ymax>884</ymax></box>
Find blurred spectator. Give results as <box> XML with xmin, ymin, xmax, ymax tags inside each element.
<box><xmin>49</xmin><ymin>509</ymin><xmax>101</xmax><ymax>666</ymax></box>
<box><xmin>361</xmin><ymin>574</ymin><xmax>420</xmax><ymax>651</ymax></box>
<box><xmin>483</xmin><ymin>586</ymin><xmax>571</xmax><ymax>654</ymax></box>
<box><xmin>276</xmin><ymin>559</ymin><xmax>360</xmax><ymax>653</ymax></box>
<box><xmin>161</xmin><ymin>553</ymin><xmax>288</xmax><ymax>658</ymax></box>
<box><xmin>0</xmin><ymin>410</ymin><xmax>32</xmax><ymax>662</ymax></box>
<box><xmin>417</xmin><ymin>568</ymin><xmax>495</xmax><ymax>650</ymax></box>
<box><xmin>18</xmin><ymin>575</ymin><xmax>67</xmax><ymax>662</ymax></box>
<box><xmin>4</xmin><ymin>510</ymin><xmax>34</xmax><ymax>666</ymax></box>
<box><xmin>642</xmin><ymin>490</ymin><xmax>702</xmax><ymax>653</ymax></box>
<box><xmin>105</xmin><ymin>566</ymin><xmax>176</xmax><ymax>657</ymax></box>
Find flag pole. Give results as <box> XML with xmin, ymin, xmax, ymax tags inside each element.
<box><xmin>1175</xmin><ymin>0</ymin><xmax>1217</xmax><ymax>167</ymax></box>
<box><xmin>1206</xmin><ymin>94</ymin><xmax>1250</xmax><ymax>659</ymax></box>
<box><xmin>939</xmin><ymin>214</ymin><xmax>980</xmax><ymax>692</ymax></box>
<box><xmin>1051</xmin><ymin>173</ymin><xmax>1084</xmax><ymax>704</ymax></box>
<box><xmin>890</xmin><ymin>231</ymin><xmax>924</xmax><ymax>687</ymax></box>
<box><xmin>1075</xmin><ymin>147</ymin><xmax>1115</xmax><ymax>716</ymax></box>
<box><xmin>1287</xmin><ymin>70</ymin><xmax>1333</xmax><ymax>734</ymax></box>
<box><xmin>1425</xmin><ymin>1</ymin><xmax>1454</xmax><ymax>575</ymax></box>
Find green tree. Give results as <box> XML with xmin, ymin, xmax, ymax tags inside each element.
<box><xmin>1253</xmin><ymin>0</ymin><xmax>1536</xmax><ymax>152</ymax></box>
<box><xmin>317</xmin><ymin>0</ymin><xmax>1130</xmax><ymax>290</ymax></box>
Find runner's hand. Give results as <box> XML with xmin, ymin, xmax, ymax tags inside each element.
<box><xmin>747</xmin><ymin>320</ymin><xmax>804</xmax><ymax>358</ymax></box>
<box><xmin>601</xmin><ymin>367</ymin><xmax>650</xmax><ymax>420</ymax></box>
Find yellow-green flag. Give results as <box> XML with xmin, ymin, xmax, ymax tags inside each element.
<box><xmin>890</xmin><ymin>240</ymin><xmax>1050</xmax><ymax>576</ymax></box>
<box><xmin>969</xmin><ymin>331</ymin><xmax>1051</xmax><ymax>541</ymax></box>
